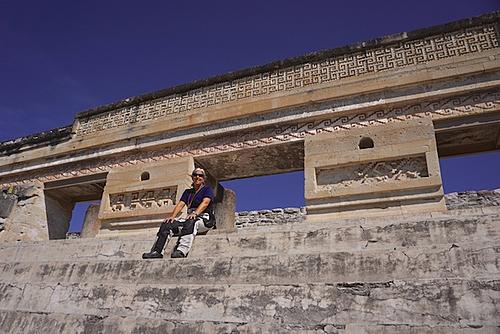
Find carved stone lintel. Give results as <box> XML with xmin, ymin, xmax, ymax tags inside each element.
<box><xmin>1</xmin><ymin>90</ymin><xmax>498</xmax><ymax>188</ymax></box>
<box><xmin>109</xmin><ymin>186</ymin><xmax>177</xmax><ymax>213</ymax></box>
<box><xmin>77</xmin><ymin>24</ymin><xmax>498</xmax><ymax>136</ymax></box>
<box><xmin>317</xmin><ymin>156</ymin><xmax>429</xmax><ymax>189</ymax></box>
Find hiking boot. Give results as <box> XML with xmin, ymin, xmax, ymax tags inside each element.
<box><xmin>142</xmin><ymin>250</ymin><xmax>163</xmax><ymax>259</ymax></box>
<box><xmin>171</xmin><ymin>250</ymin><xmax>186</xmax><ymax>258</ymax></box>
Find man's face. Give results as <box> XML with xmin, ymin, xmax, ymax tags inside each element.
<box><xmin>191</xmin><ymin>171</ymin><xmax>205</xmax><ymax>186</ymax></box>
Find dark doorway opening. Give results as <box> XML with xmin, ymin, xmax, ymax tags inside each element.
<box><xmin>44</xmin><ymin>173</ymin><xmax>107</xmax><ymax>239</ymax></box>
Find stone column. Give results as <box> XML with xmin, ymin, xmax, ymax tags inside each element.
<box><xmin>80</xmin><ymin>204</ymin><xmax>101</xmax><ymax>238</ymax></box>
<box><xmin>304</xmin><ymin>117</ymin><xmax>446</xmax><ymax>222</ymax></box>
<box><xmin>214</xmin><ymin>187</ymin><xmax>237</xmax><ymax>232</ymax></box>
<box><xmin>0</xmin><ymin>181</ymin><xmax>51</xmax><ymax>242</ymax></box>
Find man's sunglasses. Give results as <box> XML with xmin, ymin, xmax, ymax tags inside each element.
<box><xmin>192</xmin><ymin>173</ymin><xmax>205</xmax><ymax>177</ymax></box>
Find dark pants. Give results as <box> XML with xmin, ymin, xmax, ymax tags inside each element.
<box><xmin>152</xmin><ymin>215</ymin><xmax>210</xmax><ymax>255</ymax></box>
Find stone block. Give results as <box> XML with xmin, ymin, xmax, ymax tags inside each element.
<box><xmin>3</xmin><ymin>242</ymin><xmax>499</xmax><ymax>286</ymax></box>
<box><xmin>305</xmin><ymin>118</ymin><xmax>446</xmax><ymax>222</ymax></box>
<box><xmin>45</xmin><ymin>193</ymin><xmax>74</xmax><ymax>240</ymax></box>
<box><xmin>0</xmin><ymin>278</ymin><xmax>497</xmax><ymax>328</ymax></box>
<box><xmin>213</xmin><ymin>187</ymin><xmax>236</xmax><ymax>232</ymax></box>
<box><xmin>0</xmin><ymin>181</ymin><xmax>50</xmax><ymax>242</ymax></box>
<box><xmin>65</xmin><ymin>232</ymin><xmax>80</xmax><ymax>239</ymax></box>
<box><xmin>97</xmin><ymin>156</ymin><xmax>194</xmax><ymax>238</ymax></box>
<box><xmin>80</xmin><ymin>204</ymin><xmax>101</xmax><ymax>238</ymax></box>
<box><xmin>284</xmin><ymin>207</ymin><xmax>300</xmax><ymax>214</ymax></box>
<box><xmin>0</xmin><ymin>192</ymin><xmax>16</xmax><ymax>219</ymax></box>
<box><xmin>445</xmin><ymin>189</ymin><xmax>500</xmax><ymax>210</ymax></box>
<box><xmin>0</xmin><ymin>193</ymin><xmax>498</xmax><ymax>264</ymax></box>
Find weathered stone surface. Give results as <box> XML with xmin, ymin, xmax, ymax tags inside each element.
<box><xmin>80</xmin><ymin>204</ymin><xmax>101</xmax><ymax>238</ymax></box>
<box><xmin>0</xmin><ymin>208</ymin><xmax>498</xmax><ymax>263</ymax></box>
<box><xmin>235</xmin><ymin>207</ymin><xmax>305</xmax><ymax>228</ymax></box>
<box><xmin>0</xmin><ymin>204</ymin><xmax>499</xmax><ymax>332</ymax></box>
<box><xmin>214</xmin><ymin>187</ymin><xmax>236</xmax><ymax>232</ymax></box>
<box><xmin>233</xmin><ymin>189</ymin><xmax>500</xmax><ymax>229</ymax></box>
<box><xmin>97</xmin><ymin>156</ymin><xmax>194</xmax><ymax>238</ymax></box>
<box><xmin>0</xmin><ymin>279</ymin><xmax>497</xmax><ymax>327</ymax></box>
<box><xmin>446</xmin><ymin>189</ymin><xmax>500</xmax><ymax>210</ymax></box>
<box><xmin>1</xmin><ymin>242</ymin><xmax>498</xmax><ymax>286</ymax></box>
<box><xmin>65</xmin><ymin>232</ymin><xmax>81</xmax><ymax>239</ymax></box>
<box><xmin>0</xmin><ymin>125</ymin><xmax>72</xmax><ymax>156</ymax></box>
<box><xmin>0</xmin><ymin>310</ymin><xmax>336</xmax><ymax>334</ymax></box>
<box><xmin>0</xmin><ymin>192</ymin><xmax>16</xmax><ymax>218</ymax></box>
<box><xmin>2</xmin><ymin>311</ymin><xmax>498</xmax><ymax>334</ymax></box>
<box><xmin>44</xmin><ymin>192</ymin><xmax>74</xmax><ymax>240</ymax></box>
<box><xmin>1</xmin><ymin>310</ymin><xmax>497</xmax><ymax>334</ymax></box>
<box><xmin>305</xmin><ymin>118</ymin><xmax>446</xmax><ymax>221</ymax></box>
<box><xmin>0</xmin><ymin>181</ymin><xmax>50</xmax><ymax>242</ymax></box>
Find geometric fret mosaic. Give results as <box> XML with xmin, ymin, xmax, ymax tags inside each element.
<box><xmin>77</xmin><ymin>25</ymin><xmax>499</xmax><ymax>136</ymax></box>
<box><xmin>2</xmin><ymin>89</ymin><xmax>498</xmax><ymax>187</ymax></box>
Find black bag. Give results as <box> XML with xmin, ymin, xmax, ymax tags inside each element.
<box><xmin>203</xmin><ymin>211</ymin><xmax>216</xmax><ymax>229</ymax></box>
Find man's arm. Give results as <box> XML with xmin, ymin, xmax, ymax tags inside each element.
<box><xmin>186</xmin><ymin>197</ymin><xmax>211</xmax><ymax>220</ymax></box>
<box><xmin>165</xmin><ymin>200</ymin><xmax>186</xmax><ymax>223</ymax></box>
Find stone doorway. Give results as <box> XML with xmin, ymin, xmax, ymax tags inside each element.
<box><xmin>44</xmin><ymin>173</ymin><xmax>107</xmax><ymax>239</ymax></box>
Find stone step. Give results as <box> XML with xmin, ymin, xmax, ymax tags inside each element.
<box><xmin>0</xmin><ymin>211</ymin><xmax>498</xmax><ymax>263</ymax></box>
<box><xmin>0</xmin><ymin>310</ymin><xmax>313</xmax><ymax>334</ymax></box>
<box><xmin>0</xmin><ymin>279</ymin><xmax>498</xmax><ymax>328</ymax></box>
<box><xmin>1</xmin><ymin>310</ymin><xmax>497</xmax><ymax>334</ymax></box>
<box><xmin>1</xmin><ymin>242</ymin><xmax>498</xmax><ymax>286</ymax></box>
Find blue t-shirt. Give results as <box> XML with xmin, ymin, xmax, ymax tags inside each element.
<box><xmin>180</xmin><ymin>185</ymin><xmax>215</xmax><ymax>213</ymax></box>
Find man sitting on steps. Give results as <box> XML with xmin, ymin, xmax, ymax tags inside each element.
<box><xmin>142</xmin><ymin>167</ymin><xmax>215</xmax><ymax>259</ymax></box>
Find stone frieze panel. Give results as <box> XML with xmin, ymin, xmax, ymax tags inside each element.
<box><xmin>316</xmin><ymin>155</ymin><xmax>429</xmax><ymax>189</ymax></box>
<box><xmin>304</xmin><ymin>118</ymin><xmax>445</xmax><ymax>220</ymax></box>
<box><xmin>1</xmin><ymin>89</ymin><xmax>499</xmax><ymax>187</ymax></box>
<box><xmin>77</xmin><ymin>25</ymin><xmax>498</xmax><ymax>136</ymax></box>
<box><xmin>108</xmin><ymin>186</ymin><xmax>177</xmax><ymax>213</ymax></box>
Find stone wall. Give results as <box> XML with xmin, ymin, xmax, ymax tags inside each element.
<box><xmin>0</xmin><ymin>192</ymin><xmax>16</xmax><ymax>233</ymax></box>
<box><xmin>235</xmin><ymin>208</ymin><xmax>305</xmax><ymax>228</ymax></box>
<box><xmin>445</xmin><ymin>189</ymin><xmax>500</xmax><ymax>210</ymax></box>
<box><xmin>44</xmin><ymin>193</ymin><xmax>74</xmax><ymax>240</ymax></box>
<box><xmin>234</xmin><ymin>189</ymin><xmax>500</xmax><ymax>228</ymax></box>
<box><xmin>24</xmin><ymin>188</ymin><xmax>500</xmax><ymax>239</ymax></box>
<box><xmin>304</xmin><ymin>118</ymin><xmax>445</xmax><ymax>221</ymax></box>
<box><xmin>0</xmin><ymin>182</ymin><xmax>50</xmax><ymax>242</ymax></box>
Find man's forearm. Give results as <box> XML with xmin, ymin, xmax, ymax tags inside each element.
<box><xmin>169</xmin><ymin>201</ymin><xmax>185</xmax><ymax>219</ymax></box>
<box><xmin>189</xmin><ymin>199</ymin><xmax>210</xmax><ymax>218</ymax></box>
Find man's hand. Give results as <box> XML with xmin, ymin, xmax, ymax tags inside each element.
<box><xmin>186</xmin><ymin>212</ymin><xmax>198</xmax><ymax>220</ymax></box>
<box><xmin>163</xmin><ymin>218</ymin><xmax>174</xmax><ymax>224</ymax></box>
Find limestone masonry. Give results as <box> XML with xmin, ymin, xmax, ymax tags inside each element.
<box><xmin>234</xmin><ymin>189</ymin><xmax>500</xmax><ymax>228</ymax></box>
<box><xmin>0</xmin><ymin>12</ymin><xmax>499</xmax><ymax>333</ymax></box>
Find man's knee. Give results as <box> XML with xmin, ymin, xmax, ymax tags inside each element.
<box><xmin>157</xmin><ymin>221</ymin><xmax>178</xmax><ymax>237</ymax></box>
<box><xmin>179</xmin><ymin>219</ymin><xmax>196</xmax><ymax>236</ymax></box>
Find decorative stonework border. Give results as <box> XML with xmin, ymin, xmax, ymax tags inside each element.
<box><xmin>108</xmin><ymin>186</ymin><xmax>177</xmax><ymax>213</ymax></box>
<box><xmin>76</xmin><ymin>25</ymin><xmax>498</xmax><ymax>136</ymax></box>
<box><xmin>1</xmin><ymin>90</ymin><xmax>499</xmax><ymax>187</ymax></box>
<box><xmin>316</xmin><ymin>155</ymin><xmax>429</xmax><ymax>189</ymax></box>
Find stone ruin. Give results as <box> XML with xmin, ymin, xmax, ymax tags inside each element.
<box><xmin>0</xmin><ymin>12</ymin><xmax>499</xmax><ymax>333</ymax></box>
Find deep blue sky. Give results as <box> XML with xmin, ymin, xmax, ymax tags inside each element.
<box><xmin>0</xmin><ymin>1</ymin><xmax>499</xmax><ymax>230</ymax></box>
